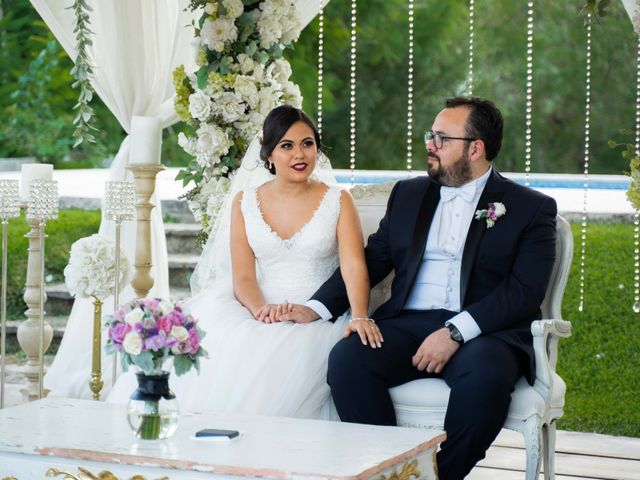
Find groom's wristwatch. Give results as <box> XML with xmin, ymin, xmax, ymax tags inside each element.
<box><xmin>446</xmin><ymin>324</ymin><xmax>464</xmax><ymax>344</ymax></box>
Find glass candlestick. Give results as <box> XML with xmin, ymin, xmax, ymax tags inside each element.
<box><xmin>0</xmin><ymin>180</ymin><xmax>20</xmax><ymax>409</ymax></box>
<box><xmin>104</xmin><ymin>180</ymin><xmax>135</xmax><ymax>386</ymax></box>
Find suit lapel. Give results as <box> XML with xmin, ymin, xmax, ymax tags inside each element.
<box><xmin>402</xmin><ymin>181</ymin><xmax>441</xmax><ymax>302</ymax></box>
<box><xmin>460</xmin><ymin>170</ymin><xmax>505</xmax><ymax>306</ymax></box>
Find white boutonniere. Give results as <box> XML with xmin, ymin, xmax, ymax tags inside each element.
<box><xmin>474</xmin><ymin>202</ymin><xmax>507</xmax><ymax>228</ymax></box>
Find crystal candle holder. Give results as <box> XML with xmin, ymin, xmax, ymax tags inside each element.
<box><xmin>26</xmin><ymin>180</ymin><xmax>58</xmax><ymax>223</ymax></box>
<box><xmin>0</xmin><ymin>180</ymin><xmax>20</xmax><ymax>408</ymax></box>
<box><xmin>105</xmin><ymin>181</ymin><xmax>136</xmax><ymax>221</ymax></box>
<box><xmin>104</xmin><ymin>180</ymin><xmax>136</xmax><ymax>387</ymax></box>
<box><xmin>0</xmin><ymin>180</ymin><xmax>20</xmax><ymax>220</ymax></box>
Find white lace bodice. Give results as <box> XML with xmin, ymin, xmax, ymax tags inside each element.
<box><xmin>241</xmin><ymin>184</ymin><xmax>342</xmax><ymax>304</ymax></box>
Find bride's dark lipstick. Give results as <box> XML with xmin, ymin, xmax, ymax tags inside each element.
<box><xmin>292</xmin><ymin>163</ymin><xmax>308</xmax><ymax>171</ymax></box>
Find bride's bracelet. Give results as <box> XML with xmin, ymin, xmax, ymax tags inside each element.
<box><xmin>350</xmin><ymin>317</ymin><xmax>375</xmax><ymax>324</ymax></box>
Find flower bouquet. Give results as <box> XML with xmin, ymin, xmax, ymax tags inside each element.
<box><xmin>174</xmin><ymin>0</ymin><xmax>304</xmax><ymax>244</ymax></box>
<box><xmin>105</xmin><ymin>298</ymin><xmax>207</xmax><ymax>440</ymax></box>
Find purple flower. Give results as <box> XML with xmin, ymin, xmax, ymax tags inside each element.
<box><xmin>144</xmin><ymin>334</ymin><xmax>167</xmax><ymax>351</ymax></box>
<box><xmin>109</xmin><ymin>322</ymin><xmax>131</xmax><ymax>344</ymax></box>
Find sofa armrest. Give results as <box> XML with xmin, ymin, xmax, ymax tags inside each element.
<box><xmin>531</xmin><ymin>318</ymin><xmax>572</xmax><ymax>399</ymax></box>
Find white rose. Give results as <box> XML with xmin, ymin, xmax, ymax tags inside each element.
<box><xmin>123</xmin><ymin>332</ymin><xmax>142</xmax><ymax>356</ymax></box>
<box><xmin>178</xmin><ymin>132</ymin><xmax>198</xmax><ymax>156</ymax></box>
<box><xmin>158</xmin><ymin>299</ymin><xmax>175</xmax><ymax>316</ymax></box>
<box><xmin>222</xmin><ymin>0</ymin><xmax>244</xmax><ymax>19</ymax></box>
<box><xmin>125</xmin><ymin>307</ymin><xmax>145</xmax><ymax>326</ymax></box>
<box><xmin>212</xmin><ymin>92</ymin><xmax>247</xmax><ymax>123</ymax></box>
<box><xmin>234</xmin><ymin>75</ymin><xmax>259</xmax><ymax>109</ymax></box>
<box><xmin>492</xmin><ymin>202</ymin><xmax>507</xmax><ymax>218</ymax></box>
<box><xmin>196</xmin><ymin>123</ymin><xmax>233</xmax><ymax>158</ymax></box>
<box><xmin>188</xmin><ymin>90</ymin><xmax>212</xmax><ymax>121</ymax></box>
<box><xmin>170</xmin><ymin>326</ymin><xmax>189</xmax><ymax>343</ymax></box>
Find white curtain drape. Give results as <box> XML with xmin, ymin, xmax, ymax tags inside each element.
<box><xmin>29</xmin><ymin>0</ymin><xmax>330</xmax><ymax>399</ymax></box>
<box><xmin>31</xmin><ymin>0</ymin><xmax>198</xmax><ymax>398</ymax></box>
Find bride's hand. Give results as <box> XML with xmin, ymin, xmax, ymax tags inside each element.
<box><xmin>254</xmin><ymin>302</ymin><xmax>294</xmax><ymax>323</ymax></box>
<box><xmin>343</xmin><ymin>318</ymin><xmax>383</xmax><ymax>348</ymax></box>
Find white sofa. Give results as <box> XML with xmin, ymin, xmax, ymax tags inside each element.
<box><xmin>350</xmin><ymin>182</ymin><xmax>574</xmax><ymax>480</ymax></box>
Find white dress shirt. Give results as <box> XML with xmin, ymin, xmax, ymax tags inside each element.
<box><xmin>307</xmin><ymin>167</ymin><xmax>492</xmax><ymax>343</ymax></box>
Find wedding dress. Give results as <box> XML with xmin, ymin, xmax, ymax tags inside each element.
<box><xmin>108</xmin><ymin>139</ymin><xmax>348</xmax><ymax>419</ymax></box>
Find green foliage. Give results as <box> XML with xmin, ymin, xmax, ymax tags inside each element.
<box><xmin>4</xmin><ymin>209</ymin><xmax>102</xmax><ymax>319</ymax></box>
<box><xmin>559</xmin><ymin>222</ymin><xmax>640</xmax><ymax>437</ymax></box>
<box><xmin>68</xmin><ymin>0</ymin><xmax>98</xmax><ymax>147</ymax></box>
<box><xmin>288</xmin><ymin>0</ymin><xmax>636</xmax><ymax>174</ymax></box>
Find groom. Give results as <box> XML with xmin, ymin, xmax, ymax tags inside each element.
<box><xmin>284</xmin><ymin>96</ymin><xmax>557</xmax><ymax>479</ymax></box>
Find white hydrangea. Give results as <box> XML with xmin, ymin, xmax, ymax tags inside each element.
<box><xmin>203</xmin><ymin>2</ymin><xmax>217</xmax><ymax>15</ymax></box>
<box><xmin>237</xmin><ymin>54</ymin><xmax>256</xmax><ymax>75</ymax></box>
<box><xmin>222</xmin><ymin>0</ymin><xmax>244</xmax><ymax>19</ymax></box>
<box><xmin>234</xmin><ymin>75</ymin><xmax>259</xmax><ymax>109</ymax></box>
<box><xmin>257</xmin><ymin>85</ymin><xmax>280</xmax><ymax>116</ymax></box>
<box><xmin>234</xmin><ymin>112</ymin><xmax>264</xmax><ymax>141</ymax></box>
<box><xmin>188</xmin><ymin>90</ymin><xmax>212</xmax><ymax>121</ymax></box>
<box><xmin>212</xmin><ymin>91</ymin><xmax>246</xmax><ymax>123</ymax></box>
<box><xmin>269</xmin><ymin>58</ymin><xmax>293</xmax><ymax>85</ymax></box>
<box><xmin>282</xmin><ymin>80</ymin><xmax>302</xmax><ymax>108</ymax></box>
<box><xmin>201</xmin><ymin>17</ymin><xmax>238</xmax><ymax>53</ymax></box>
<box><xmin>64</xmin><ymin>234</ymin><xmax>130</xmax><ymax>300</ymax></box>
<box><xmin>205</xmin><ymin>176</ymin><xmax>232</xmax><ymax>230</ymax></box>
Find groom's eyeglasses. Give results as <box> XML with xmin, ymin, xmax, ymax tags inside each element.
<box><xmin>424</xmin><ymin>130</ymin><xmax>476</xmax><ymax>149</ymax></box>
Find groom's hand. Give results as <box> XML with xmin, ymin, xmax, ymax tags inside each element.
<box><xmin>279</xmin><ymin>305</ymin><xmax>320</xmax><ymax>324</ymax></box>
<box><xmin>412</xmin><ymin>327</ymin><xmax>460</xmax><ymax>374</ymax></box>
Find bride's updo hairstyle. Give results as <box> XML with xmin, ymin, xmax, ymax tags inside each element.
<box><xmin>260</xmin><ymin>104</ymin><xmax>322</xmax><ymax>174</ymax></box>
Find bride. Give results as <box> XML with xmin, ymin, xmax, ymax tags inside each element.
<box><xmin>108</xmin><ymin>105</ymin><xmax>382</xmax><ymax>419</ymax></box>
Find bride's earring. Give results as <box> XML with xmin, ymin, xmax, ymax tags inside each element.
<box><xmin>268</xmin><ymin>160</ymin><xmax>274</xmax><ymax>170</ymax></box>
<box><xmin>317</xmin><ymin>151</ymin><xmax>328</xmax><ymax>165</ymax></box>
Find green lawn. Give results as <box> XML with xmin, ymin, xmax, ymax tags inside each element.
<box><xmin>558</xmin><ymin>223</ymin><xmax>640</xmax><ymax>437</ymax></box>
<box><xmin>2</xmin><ymin>213</ymin><xmax>638</xmax><ymax>436</ymax></box>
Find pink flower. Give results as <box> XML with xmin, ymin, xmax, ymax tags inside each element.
<box><xmin>188</xmin><ymin>328</ymin><xmax>201</xmax><ymax>354</ymax></box>
<box><xmin>157</xmin><ymin>316</ymin><xmax>172</xmax><ymax>333</ymax></box>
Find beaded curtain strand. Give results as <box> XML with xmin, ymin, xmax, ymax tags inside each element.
<box><xmin>633</xmin><ymin>34</ymin><xmax>640</xmax><ymax>313</ymax></box>
<box><xmin>467</xmin><ymin>0</ymin><xmax>475</xmax><ymax>95</ymax></box>
<box><xmin>406</xmin><ymin>0</ymin><xmax>415</xmax><ymax>173</ymax></box>
<box><xmin>316</xmin><ymin>0</ymin><xmax>325</xmax><ymax>138</ymax></box>
<box><xmin>348</xmin><ymin>0</ymin><xmax>358</xmax><ymax>184</ymax></box>
<box><xmin>578</xmin><ymin>14</ymin><xmax>592</xmax><ymax>313</ymax></box>
<box><xmin>523</xmin><ymin>1</ymin><xmax>535</xmax><ymax>186</ymax></box>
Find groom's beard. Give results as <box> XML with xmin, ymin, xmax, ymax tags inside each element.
<box><xmin>427</xmin><ymin>149</ymin><xmax>472</xmax><ymax>187</ymax></box>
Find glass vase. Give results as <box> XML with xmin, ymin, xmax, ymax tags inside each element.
<box><xmin>127</xmin><ymin>371</ymin><xmax>179</xmax><ymax>440</ymax></box>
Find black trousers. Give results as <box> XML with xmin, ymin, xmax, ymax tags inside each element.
<box><xmin>327</xmin><ymin>310</ymin><xmax>521</xmax><ymax>480</ymax></box>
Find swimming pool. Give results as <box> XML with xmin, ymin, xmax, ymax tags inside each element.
<box><xmin>333</xmin><ymin>169</ymin><xmax>631</xmax><ymax>190</ymax></box>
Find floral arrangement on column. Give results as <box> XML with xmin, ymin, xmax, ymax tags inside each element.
<box><xmin>174</xmin><ymin>0</ymin><xmax>304</xmax><ymax>244</ymax></box>
<box><xmin>64</xmin><ymin>234</ymin><xmax>131</xmax><ymax>301</ymax></box>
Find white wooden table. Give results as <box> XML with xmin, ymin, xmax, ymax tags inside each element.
<box><xmin>0</xmin><ymin>398</ymin><xmax>445</xmax><ymax>480</ymax></box>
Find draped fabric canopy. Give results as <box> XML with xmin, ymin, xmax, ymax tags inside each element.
<box><xmin>30</xmin><ymin>0</ymin><xmax>329</xmax><ymax>399</ymax></box>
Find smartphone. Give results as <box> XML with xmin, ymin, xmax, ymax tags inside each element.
<box><xmin>195</xmin><ymin>428</ymin><xmax>239</xmax><ymax>439</ymax></box>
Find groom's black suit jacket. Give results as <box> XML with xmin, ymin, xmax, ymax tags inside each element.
<box><xmin>312</xmin><ymin>169</ymin><xmax>558</xmax><ymax>384</ymax></box>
